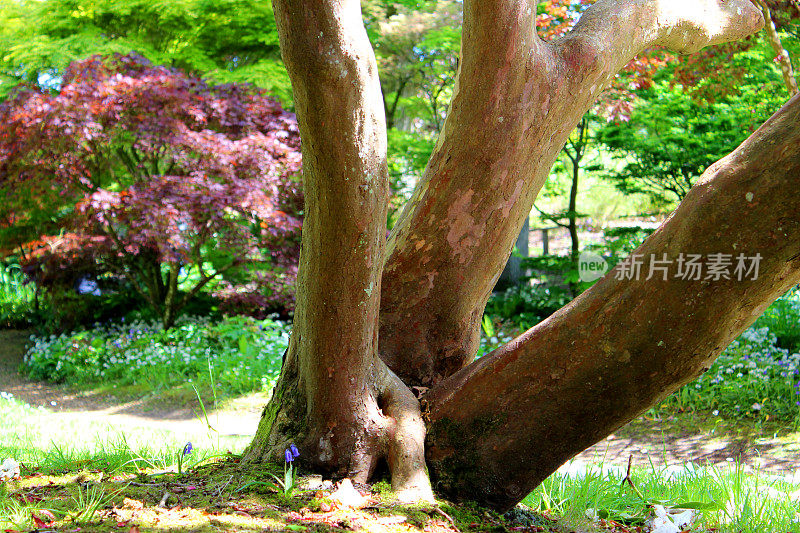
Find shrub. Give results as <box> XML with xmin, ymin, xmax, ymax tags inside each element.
<box><xmin>0</xmin><ymin>53</ymin><xmax>303</xmax><ymax>330</ymax></box>
<box><xmin>23</xmin><ymin>315</ymin><xmax>290</xmax><ymax>397</ymax></box>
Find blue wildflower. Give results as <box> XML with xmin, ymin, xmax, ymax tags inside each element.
<box><xmin>285</xmin><ymin>449</ymin><xmax>294</xmax><ymax>463</ymax></box>
<box><xmin>289</xmin><ymin>443</ymin><xmax>300</xmax><ymax>458</ymax></box>
<box><xmin>183</xmin><ymin>442</ymin><xmax>193</xmax><ymax>456</ymax></box>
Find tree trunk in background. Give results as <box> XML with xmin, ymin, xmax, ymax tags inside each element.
<box><xmin>495</xmin><ymin>217</ymin><xmax>530</xmax><ymax>292</ymax></box>
<box><xmin>425</xmin><ymin>93</ymin><xmax>800</xmax><ymax>510</ymax></box>
<box><xmin>245</xmin><ymin>0</ymin><xmax>784</xmax><ymax>512</ymax></box>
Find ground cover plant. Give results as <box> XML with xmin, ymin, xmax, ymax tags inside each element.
<box><xmin>21</xmin><ymin>315</ymin><xmax>291</xmax><ymax>399</ymax></box>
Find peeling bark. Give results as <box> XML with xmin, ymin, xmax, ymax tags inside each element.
<box><xmin>379</xmin><ymin>0</ymin><xmax>765</xmax><ymax>387</ymax></box>
<box><xmin>425</xmin><ymin>93</ymin><xmax>800</xmax><ymax>510</ymax></box>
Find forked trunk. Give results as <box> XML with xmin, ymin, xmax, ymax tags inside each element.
<box><xmin>244</xmin><ymin>0</ymin><xmax>790</xmax><ymax>513</ymax></box>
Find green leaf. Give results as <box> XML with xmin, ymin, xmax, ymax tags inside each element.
<box><xmin>481</xmin><ymin>315</ymin><xmax>495</xmax><ymax>338</ymax></box>
<box><xmin>238</xmin><ymin>335</ymin><xmax>249</xmax><ymax>355</ymax></box>
<box><xmin>674</xmin><ymin>501</ymin><xmax>722</xmax><ymax>511</ymax></box>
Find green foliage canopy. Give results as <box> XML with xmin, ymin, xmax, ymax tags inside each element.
<box><xmin>0</xmin><ymin>0</ymin><xmax>291</xmax><ymax>101</ymax></box>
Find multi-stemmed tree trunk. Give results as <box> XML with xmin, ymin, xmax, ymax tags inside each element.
<box><xmin>244</xmin><ymin>0</ymin><xmax>800</xmax><ymax>510</ymax></box>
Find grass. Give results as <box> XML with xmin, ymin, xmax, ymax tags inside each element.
<box><xmin>525</xmin><ymin>457</ymin><xmax>800</xmax><ymax>532</ymax></box>
<box><xmin>0</xmin><ymin>392</ymin><xmax>250</xmax><ymax>477</ymax></box>
<box><xmin>3</xmin><ymin>404</ymin><xmax>800</xmax><ymax>533</ymax></box>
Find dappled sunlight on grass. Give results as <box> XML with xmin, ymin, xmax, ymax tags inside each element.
<box><xmin>0</xmin><ymin>461</ymin><xmax>508</xmax><ymax>533</ymax></box>
<box><xmin>0</xmin><ymin>392</ymin><xmax>250</xmax><ymax>476</ymax></box>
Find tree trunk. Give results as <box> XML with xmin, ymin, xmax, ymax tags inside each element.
<box><xmin>243</xmin><ymin>0</ymin><xmax>432</xmax><ymax>501</ymax></box>
<box><xmin>246</xmin><ymin>0</ymin><xmax>774</xmax><ymax>512</ymax></box>
<box><xmin>162</xmin><ymin>262</ymin><xmax>180</xmax><ymax>330</ymax></box>
<box><xmin>425</xmin><ymin>93</ymin><xmax>800</xmax><ymax>510</ymax></box>
<box><xmin>377</xmin><ymin>0</ymin><xmax>764</xmax><ymax>387</ymax></box>
<box><xmin>495</xmin><ymin>217</ymin><xmax>530</xmax><ymax>292</ymax></box>
<box><xmin>755</xmin><ymin>0</ymin><xmax>798</xmax><ymax>95</ymax></box>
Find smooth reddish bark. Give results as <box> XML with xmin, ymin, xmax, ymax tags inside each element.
<box><xmin>379</xmin><ymin>0</ymin><xmax>764</xmax><ymax>387</ymax></box>
<box><xmin>425</xmin><ymin>93</ymin><xmax>800</xmax><ymax>510</ymax></box>
<box><xmin>243</xmin><ymin>0</ymin><xmax>432</xmax><ymax>500</ymax></box>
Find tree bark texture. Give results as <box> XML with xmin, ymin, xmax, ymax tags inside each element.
<box><xmin>243</xmin><ymin>0</ymin><xmax>432</xmax><ymax>501</ymax></box>
<box><xmin>425</xmin><ymin>93</ymin><xmax>800</xmax><ymax>510</ymax></box>
<box><xmin>245</xmin><ymin>0</ymin><xmax>786</xmax><ymax>511</ymax></box>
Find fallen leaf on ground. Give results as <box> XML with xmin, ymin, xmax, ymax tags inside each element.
<box><xmin>32</xmin><ymin>509</ymin><xmax>56</xmax><ymax>527</ymax></box>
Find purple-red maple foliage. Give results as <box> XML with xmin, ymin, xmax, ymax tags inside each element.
<box><xmin>0</xmin><ymin>54</ymin><xmax>303</xmax><ymax>328</ymax></box>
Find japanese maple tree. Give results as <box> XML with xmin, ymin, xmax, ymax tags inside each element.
<box><xmin>0</xmin><ymin>54</ymin><xmax>302</xmax><ymax>328</ymax></box>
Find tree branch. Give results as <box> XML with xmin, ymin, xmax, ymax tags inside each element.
<box><xmin>379</xmin><ymin>0</ymin><xmax>764</xmax><ymax>386</ymax></box>
<box><xmin>562</xmin><ymin>0</ymin><xmax>764</xmax><ymax>81</ymax></box>
<box><xmin>754</xmin><ymin>0</ymin><xmax>798</xmax><ymax>95</ymax></box>
<box><xmin>426</xmin><ymin>93</ymin><xmax>800</xmax><ymax>510</ymax></box>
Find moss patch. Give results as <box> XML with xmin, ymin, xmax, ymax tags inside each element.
<box><xmin>0</xmin><ymin>458</ymin><xmax>577</xmax><ymax>533</ymax></box>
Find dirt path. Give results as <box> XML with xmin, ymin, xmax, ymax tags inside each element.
<box><xmin>0</xmin><ymin>329</ymin><xmax>262</xmax><ymax>436</ymax></box>
<box><xmin>576</xmin><ymin>418</ymin><xmax>800</xmax><ymax>477</ymax></box>
<box><xmin>3</xmin><ymin>329</ymin><xmax>800</xmax><ymax>475</ymax></box>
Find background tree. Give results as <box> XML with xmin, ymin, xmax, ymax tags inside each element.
<box><xmin>600</xmin><ymin>32</ymin><xmax>796</xmax><ymax>206</ymax></box>
<box><xmin>755</xmin><ymin>0</ymin><xmax>798</xmax><ymax>94</ymax></box>
<box><xmin>0</xmin><ymin>0</ymin><xmax>291</xmax><ymax>101</ymax></box>
<box><xmin>242</xmin><ymin>0</ymin><xmax>800</xmax><ymax>514</ymax></box>
<box><xmin>0</xmin><ymin>54</ymin><xmax>302</xmax><ymax>329</ymax></box>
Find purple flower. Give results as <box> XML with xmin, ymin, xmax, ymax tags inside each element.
<box><xmin>183</xmin><ymin>442</ymin><xmax>193</xmax><ymax>456</ymax></box>
<box><xmin>285</xmin><ymin>449</ymin><xmax>294</xmax><ymax>463</ymax></box>
<box><xmin>289</xmin><ymin>444</ymin><xmax>300</xmax><ymax>458</ymax></box>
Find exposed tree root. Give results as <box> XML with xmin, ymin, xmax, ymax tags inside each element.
<box><xmin>376</xmin><ymin>362</ymin><xmax>435</xmax><ymax>503</ymax></box>
<box><xmin>243</xmin><ymin>355</ymin><xmax>434</xmax><ymax>504</ymax></box>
